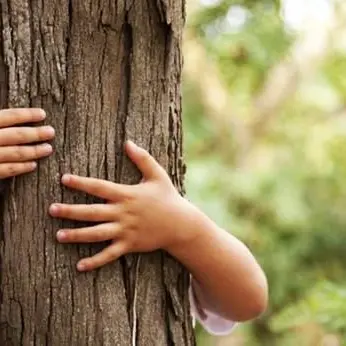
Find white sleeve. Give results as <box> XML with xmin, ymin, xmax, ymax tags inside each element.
<box><xmin>189</xmin><ymin>281</ymin><xmax>237</xmax><ymax>336</ymax></box>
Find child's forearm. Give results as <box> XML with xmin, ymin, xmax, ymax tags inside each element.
<box><xmin>166</xmin><ymin>202</ymin><xmax>268</xmax><ymax>322</ymax></box>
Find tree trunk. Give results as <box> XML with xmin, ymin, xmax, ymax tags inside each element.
<box><xmin>0</xmin><ymin>1</ymin><xmax>194</xmax><ymax>345</ymax></box>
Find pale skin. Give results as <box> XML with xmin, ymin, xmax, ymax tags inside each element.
<box><xmin>0</xmin><ymin>108</ymin><xmax>268</xmax><ymax>323</ymax></box>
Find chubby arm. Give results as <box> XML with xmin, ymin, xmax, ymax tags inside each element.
<box><xmin>168</xmin><ymin>208</ymin><xmax>268</xmax><ymax>321</ymax></box>
<box><xmin>49</xmin><ymin>141</ymin><xmax>268</xmax><ymax>323</ymax></box>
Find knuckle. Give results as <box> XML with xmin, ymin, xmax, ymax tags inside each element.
<box><xmin>158</xmin><ymin>165</ymin><xmax>168</xmax><ymax>177</ymax></box>
<box><xmin>5</xmin><ymin>163</ymin><xmax>32</xmax><ymax>177</ymax></box>
<box><xmin>28</xmin><ymin>108</ymin><xmax>43</xmax><ymax>121</ymax></box>
<box><xmin>15</xmin><ymin>128</ymin><xmax>27</xmax><ymax>142</ymax></box>
<box><xmin>138</xmin><ymin>148</ymin><xmax>149</xmax><ymax>161</ymax></box>
<box><xmin>121</xmin><ymin>241</ymin><xmax>131</xmax><ymax>254</ymax></box>
<box><xmin>123</xmin><ymin>187</ymin><xmax>137</xmax><ymax>202</ymax></box>
<box><xmin>89</xmin><ymin>207</ymin><xmax>98</xmax><ymax>217</ymax></box>
<box><xmin>7</xmin><ymin>164</ymin><xmax>18</xmax><ymax>176</ymax></box>
<box><xmin>142</xmin><ymin>154</ymin><xmax>151</xmax><ymax>165</ymax></box>
<box><xmin>61</xmin><ymin>205</ymin><xmax>71</xmax><ymax>216</ymax></box>
<box><xmin>0</xmin><ymin>109</ymin><xmax>15</xmax><ymax>118</ymax></box>
<box><xmin>84</xmin><ymin>261</ymin><xmax>93</xmax><ymax>270</ymax></box>
<box><xmin>33</xmin><ymin>145</ymin><xmax>41</xmax><ymax>158</ymax></box>
<box><xmin>92</xmin><ymin>184</ymin><xmax>103</xmax><ymax>195</ymax></box>
<box><xmin>93</xmin><ymin>231</ymin><xmax>104</xmax><ymax>242</ymax></box>
<box><xmin>127</xmin><ymin>230</ymin><xmax>139</xmax><ymax>249</ymax></box>
<box><xmin>14</xmin><ymin>146</ymin><xmax>26</xmax><ymax>161</ymax></box>
<box><xmin>122</xmin><ymin>207</ymin><xmax>135</xmax><ymax>223</ymax></box>
<box><xmin>109</xmin><ymin>247</ymin><xmax>119</xmax><ymax>258</ymax></box>
<box><xmin>67</xmin><ymin>231</ymin><xmax>77</xmax><ymax>241</ymax></box>
<box><xmin>122</xmin><ymin>192</ymin><xmax>134</xmax><ymax>203</ymax></box>
<box><xmin>37</xmin><ymin>127</ymin><xmax>46</xmax><ymax>141</ymax></box>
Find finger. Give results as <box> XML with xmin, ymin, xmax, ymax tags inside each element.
<box><xmin>76</xmin><ymin>242</ymin><xmax>127</xmax><ymax>271</ymax></box>
<box><xmin>56</xmin><ymin>222</ymin><xmax>121</xmax><ymax>243</ymax></box>
<box><xmin>61</xmin><ymin>174</ymin><xmax>131</xmax><ymax>201</ymax></box>
<box><xmin>0</xmin><ymin>143</ymin><xmax>53</xmax><ymax>163</ymax></box>
<box><xmin>0</xmin><ymin>108</ymin><xmax>46</xmax><ymax>128</ymax></box>
<box><xmin>125</xmin><ymin>140</ymin><xmax>166</xmax><ymax>180</ymax></box>
<box><xmin>0</xmin><ymin>162</ymin><xmax>37</xmax><ymax>179</ymax></box>
<box><xmin>0</xmin><ymin>126</ymin><xmax>55</xmax><ymax>146</ymax></box>
<box><xmin>49</xmin><ymin>203</ymin><xmax>119</xmax><ymax>222</ymax></box>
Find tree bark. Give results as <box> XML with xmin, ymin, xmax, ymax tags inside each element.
<box><xmin>0</xmin><ymin>1</ymin><xmax>194</xmax><ymax>345</ymax></box>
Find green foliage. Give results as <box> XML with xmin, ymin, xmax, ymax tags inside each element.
<box><xmin>323</xmin><ymin>53</ymin><xmax>346</xmax><ymax>102</ymax></box>
<box><xmin>271</xmin><ymin>281</ymin><xmax>346</xmax><ymax>339</ymax></box>
<box><xmin>191</xmin><ymin>2</ymin><xmax>293</xmax><ymax>98</ymax></box>
<box><xmin>184</xmin><ymin>0</ymin><xmax>346</xmax><ymax>344</ymax></box>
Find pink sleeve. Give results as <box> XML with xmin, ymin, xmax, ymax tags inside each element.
<box><xmin>189</xmin><ymin>280</ymin><xmax>236</xmax><ymax>335</ymax></box>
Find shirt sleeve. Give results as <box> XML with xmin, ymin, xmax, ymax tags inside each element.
<box><xmin>189</xmin><ymin>279</ymin><xmax>237</xmax><ymax>336</ymax></box>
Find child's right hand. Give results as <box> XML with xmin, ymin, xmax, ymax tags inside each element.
<box><xmin>0</xmin><ymin>108</ymin><xmax>55</xmax><ymax>178</ymax></box>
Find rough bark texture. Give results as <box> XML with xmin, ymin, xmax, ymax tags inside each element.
<box><xmin>0</xmin><ymin>1</ymin><xmax>194</xmax><ymax>345</ymax></box>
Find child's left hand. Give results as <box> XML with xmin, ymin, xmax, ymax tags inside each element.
<box><xmin>49</xmin><ymin>140</ymin><xmax>195</xmax><ymax>271</ymax></box>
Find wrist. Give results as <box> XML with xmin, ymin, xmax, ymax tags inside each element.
<box><xmin>165</xmin><ymin>198</ymin><xmax>216</xmax><ymax>257</ymax></box>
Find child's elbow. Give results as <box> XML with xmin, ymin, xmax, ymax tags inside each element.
<box><xmin>242</xmin><ymin>289</ymin><xmax>268</xmax><ymax>321</ymax></box>
<box><xmin>244</xmin><ymin>278</ymin><xmax>268</xmax><ymax>321</ymax></box>
<box><xmin>231</xmin><ymin>275</ymin><xmax>269</xmax><ymax>322</ymax></box>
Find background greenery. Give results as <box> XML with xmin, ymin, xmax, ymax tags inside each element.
<box><xmin>183</xmin><ymin>0</ymin><xmax>346</xmax><ymax>345</ymax></box>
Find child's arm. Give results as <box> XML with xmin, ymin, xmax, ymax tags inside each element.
<box><xmin>49</xmin><ymin>141</ymin><xmax>268</xmax><ymax>323</ymax></box>
<box><xmin>0</xmin><ymin>108</ymin><xmax>55</xmax><ymax>180</ymax></box>
<box><xmin>170</xmin><ymin>213</ymin><xmax>267</xmax><ymax>322</ymax></box>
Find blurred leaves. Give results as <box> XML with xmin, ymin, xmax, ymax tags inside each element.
<box><xmin>191</xmin><ymin>2</ymin><xmax>292</xmax><ymax>97</ymax></box>
<box><xmin>323</xmin><ymin>53</ymin><xmax>346</xmax><ymax>102</ymax></box>
<box><xmin>184</xmin><ymin>0</ymin><xmax>346</xmax><ymax>345</ymax></box>
<box><xmin>271</xmin><ymin>281</ymin><xmax>346</xmax><ymax>337</ymax></box>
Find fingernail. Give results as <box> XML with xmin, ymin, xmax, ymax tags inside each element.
<box><xmin>39</xmin><ymin>109</ymin><xmax>46</xmax><ymax>119</ymax></box>
<box><xmin>41</xmin><ymin>143</ymin><xmax>53</xmax><ymax>153</ymax></box>
<box><xmin>77</xmin><ymin>262</ymin><xmax>86</xmax><ymax>271</ymax></box>
<box><xmin>61</xmin><ymin>174</ymin><xmax>71</xmax><ymax>184</ymax></box>
<box><xmin>43</xmin><ymin>126</ymin><xmax>55</xmax><ymax>136</ymax></box>
<box><xmin>56</xmin><ymin>230</ymin><xmax>66</xmax><ymax>241</ymax></box>
<box><xmin>49</xmin><ymin>204</ymin><xmax>59</xmax><ymax>214</ymax></box>
<box><xmin>30</xmin><ymin>162</ymin><xmax>37</xmax><ymax>169</ymax></box>
<box><xmin>126</xmin><ymin>140</ymin><xmax>137</xmax><ymax>149</ymax></box>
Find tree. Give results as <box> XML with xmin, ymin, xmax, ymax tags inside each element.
<box><xmin>0</xmin><ymin>1</ymin><xmax>194</xmax><ymax>345</ymax></box>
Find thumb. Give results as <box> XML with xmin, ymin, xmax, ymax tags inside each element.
<box><xmin>125</xmin><ymin>140</ymin><xmax>165</xmax><ymax>180</ymax></box>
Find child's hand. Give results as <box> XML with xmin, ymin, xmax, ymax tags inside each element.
<box><xmin>49</xmin><ymin>141</ymin><xmax>195</xmax><ymax>271</ymax></box>
<box><xmin>0</xmin><ymin>108</ymin><xmax>55</xmax><ymax>178</ymax></box>
<box><xmin>49</xmin><ymin>141</ymin><xmax>268</xmax><ymax>322</ymax></box>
